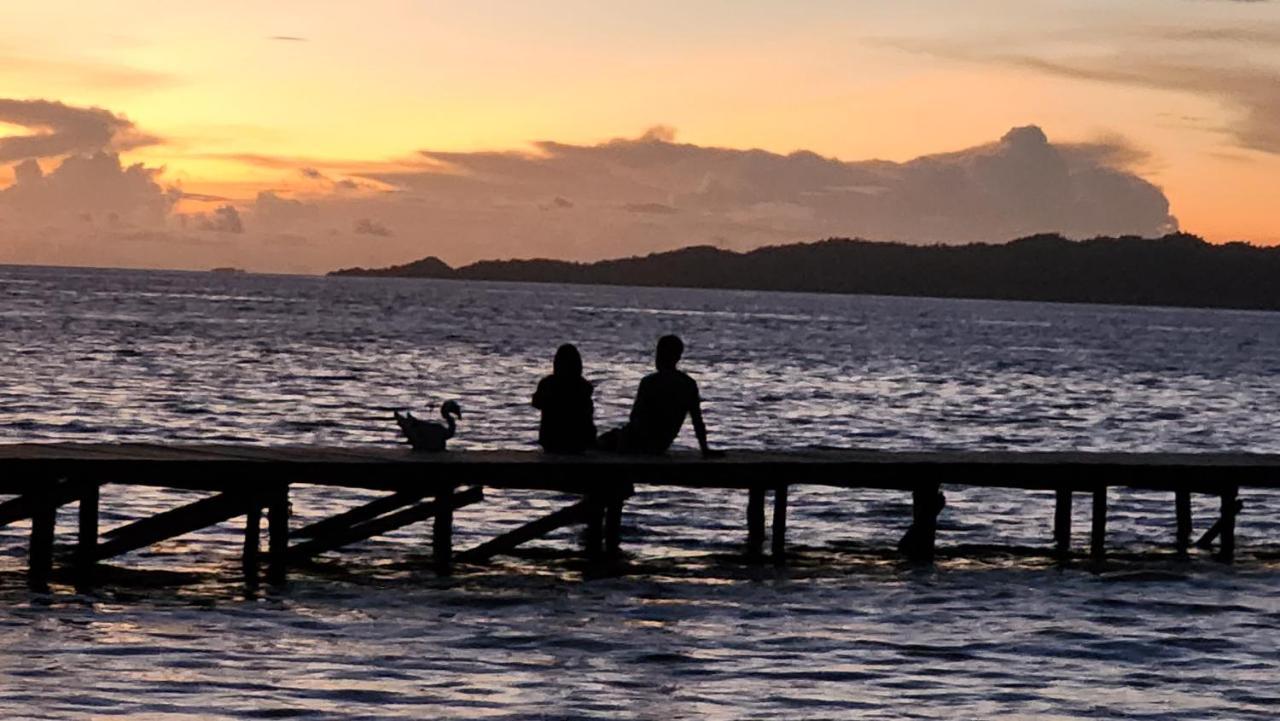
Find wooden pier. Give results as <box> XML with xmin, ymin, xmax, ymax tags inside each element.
<box><xmin>1</xmin><ymin>444</ymin><xmax>1278</xmax><ymax>592</ymax></box>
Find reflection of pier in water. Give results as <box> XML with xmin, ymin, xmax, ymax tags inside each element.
<box><xmin>1</xmin><ymin>444</ymin><xmax>1276</xmax><ymax>592</ymax></box>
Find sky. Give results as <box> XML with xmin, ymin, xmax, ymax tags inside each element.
<box><xmin>1</xmin><ymin>0</ymin><xmax>1278</xmax><ymax>273</ymax></box>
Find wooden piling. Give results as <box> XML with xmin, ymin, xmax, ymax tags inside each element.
<box><xmin>1219</xmin><ymin>486</ymin><xmax>1238</xmax><ymax>563</ymax></box>
<box><xmin>1091</xmin><ymin>488</ymin><xmax>1107</xmax><ymax>562</ymax></box>
<box><xmin>900</xmin><ymin>483</ymin><xmax>943</xmax><ymax>563</ymax></box>
<box><xmin>771</xmin><ymin>484</ymin><xmax>788</xmax><ymax>564</ymax></box>
<box><xmin>1175</xmin><ymin>490</ymin><xmax>1192</xmax><ymax>555</ymax></box>
<box><xmin>243</xmin><ymin>504</ymin><xmax>261</xmax><ymax>585</ymax></box>
<box><xmin>433</xmin><ymin>485</ymin><xmax>454</xmax><ymax>575</ymax></box>
<box><xmin>583</xmin><ymin>496</ymin><xmax>604</xmax><ymax>559</ymax></box>
<box><xmin>746</xmin><ymin>487</ymin><xmax>766</xmax><ymax>557</ymax></box>
<box><xmin>1053</xmin><ymin>489</ymin><xmax>1072</xmax><ymax>558</ymax></box>
<box><xmin>76</xmin><ymin>482</ymin><xmax>99</xmax><ymax>589</ymax></box>
<box><xmin>28</xmin><ymin>486</ymin><xmax>55</xmax><ymax>592</ymax></box>
<box><xmin>267</xmin><ymin>486</ymin><xmax>290</xmax><ymax>583</ymax></box>
<box><xmin>604</xmin><ymin>496</ymin><xmax>624</xmax><ymax>556</ymax></box>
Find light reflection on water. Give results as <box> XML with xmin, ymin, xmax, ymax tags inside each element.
<box><xmin>1</xmin><ymin>265</ymin><xmax>1279</xmax><ymax>719</ymax></box>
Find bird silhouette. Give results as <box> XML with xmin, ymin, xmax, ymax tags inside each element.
<box><xmin>394</xmin><ymin>400</ymin><xmax>461</xmax><ymax>452</ymax></box>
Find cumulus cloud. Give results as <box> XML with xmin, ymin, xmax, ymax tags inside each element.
<box><xmin>250</xmin><ymin>190</ymin><xmax>319</xmax><ymax>229</ymax></box>
<box><xmin>0</xmin><ymin>152</ymin><xmax>175</xmax><ymax>225</ymax></box>
<box><xmin>360</xmin><ymin>124</ymin><xmax>1175</xmax><ymax>256</ymax></box>
<box><xmin>193</xmin><ymin>205</ymin><xmax>244</xmax><ymax>233</ymax></box>
<box><xmin>0</xmin><ymin>98</ymin><xmax>160</xmax><ymax>162</ymax></box>
<box><xmin>0</xmin><ymin>105</ymin><xmax>1179</xmax><ymax>272</ymax></box>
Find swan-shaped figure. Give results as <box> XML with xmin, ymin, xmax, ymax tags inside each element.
<box><xmin>394</xmin><ymin>400</ymin><xmax>462</xmax><ymax>452</ymax></box>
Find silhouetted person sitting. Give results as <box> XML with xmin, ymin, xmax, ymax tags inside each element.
<box><xmin>600</xmin><ymin>335</ymin><xmax>723</xmax><ymax>457</ymax></box>
<box><xmin>532</xmin><ymin>343</ymin><xmax>597</xmax><ymax>454</ymax></box>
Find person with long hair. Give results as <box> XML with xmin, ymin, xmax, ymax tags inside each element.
<box><xmin>532</xmin><ymin>343</ymin><xmax>597</xmax><ymax>453</ymax></box>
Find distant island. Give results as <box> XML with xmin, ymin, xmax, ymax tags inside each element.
<box><xmin>330</xmin><ymin>234</ymin><xmax>1280</xmax><ymax>311</ymax></box>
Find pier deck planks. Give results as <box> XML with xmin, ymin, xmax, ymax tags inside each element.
<box><xmin>1</xmin><ymin>443</ymin><xmax>1278</xmax><ymax>494</ymax></box>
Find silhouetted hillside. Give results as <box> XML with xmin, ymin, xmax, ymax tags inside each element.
<box><xmin>329</xmin><ymin>234</ymin><xmax>1280</xmax><ymax>311</ymax></box>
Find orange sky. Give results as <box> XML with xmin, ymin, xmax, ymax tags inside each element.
<box><xmin>1</xmin><ymin>1</ymin><xmax>1278</xmax><ymax>271</ymax></box>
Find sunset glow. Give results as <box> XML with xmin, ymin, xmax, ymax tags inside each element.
<box><xmin>2</xmin><ymin>0</ymin><xmax>1278</xmax><ymax>272</ymax></box>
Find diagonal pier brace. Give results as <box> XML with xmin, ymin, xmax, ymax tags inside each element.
<box><xmin>457</xmin><ymin>498</ymin><xmax>596</xmax><ymax>564</ymax></box>
<box><xmin>95</xmin><ymin>491</ymin><xmax>254</xmax><ymax>560</ymax></box>
<box><xmin>287</xmin><ymin>486</ymin><xmax>482</xmax><ymax>560</ymax></box>
<box><xmin>294</xmin><ymin>489</ymin><xmax>434</xmax><ymax>539</ymax></box>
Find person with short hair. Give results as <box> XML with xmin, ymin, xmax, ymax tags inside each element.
<box><xmin>600</xmin><ymin>335</ymin><xmax>723</xmax><ymax>457</ymax></box>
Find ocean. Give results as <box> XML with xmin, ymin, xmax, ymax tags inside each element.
<box><xmin>1</xmin><ymin>265</ymin><xmax>1278</xmax><ymax>719</ymax></box>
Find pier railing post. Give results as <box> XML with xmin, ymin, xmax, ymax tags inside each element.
<box><xmin>76</xmin><ymin>481</ymin><xmax>100</xmax><ymax>591</ymax></box>
<box><xmin>1175</xmin><ymin>490</ymin><xmax>1192</xmax><ymax>556</ymax></box>
<box><xmin>1090</xmin><ymin>488</ymin><xmax>1107</xmax><ymax>562</ymax></box>
<box><xmin>433</xmin><ymin>484</ymin><xmax>455</xmax><ymax>575</ymax></box>
<box><xmin>771</xmin><ymin>484</ymin><xmax>788</xmax><ymax>565</ymax></box>
<box><xmin>1053</xmin><ymin>489</ymin><xmax>1072</xmax><ymax>559</ymax></box>
<box><xmin>746</xmin><ymin>486</ymin><xmax>766</xmax><ymax>558</ymax></box>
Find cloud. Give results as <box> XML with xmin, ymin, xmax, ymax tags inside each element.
<box><xmin>353</xmin><ymin>218</ymin><xmax>392</xmax><ymax>236</ymax></box>
<box><xmin>0</xmin><ymin>98</ymin><xmax>161</xmax><ymax>162</ymax></box>
<box><xmin>623</xmin><ymin>202</ymin><xmax>679</xmax><ymax>214</ymax></box>
<box><xmin>1015</xmin><ymin>56</ymin><xmax>1280</xmax><ymax>154</ymax></box>
<box><xmin>270</xmin><ymin>36</ymin><xmax>308</xmax><ymax>42</ymax></box>
<box><xmin>0</xmin><ymin>104</ymin><xmax>1179</xmax><ymax>272</ymax></box>
<box><xmin>881</xmin><ymin>28</ymin><xmax>1280</xmax><ymax>155</ymax></box>
<box><xmin>250</xmin><ymin>190</ymin><xmax>319</xmax><ymax>229</ymax></box>
<box><xmin>0</xmin><ymin>152</ymin><xmax>175</xmax><ymax>225</ymax></box>
<box><xmin>194</xmin><ymin>205</ymin><xmax>244</xmax><ymax>233</ymax></box>
<box><xmin>358</xmin><ymin>124</ymin><xmax>1174</xmax><ymax>255</ymax></box>
<box><xmin>0</xmin><ymin>52</ymin><xmax>176</xmax><ymax>91</ymax></box>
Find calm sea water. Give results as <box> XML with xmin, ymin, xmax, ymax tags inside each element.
<box><xmin>1</xmin><ymin>265</ymin><xmax>1279</xmax><ymax>720</ymax></box>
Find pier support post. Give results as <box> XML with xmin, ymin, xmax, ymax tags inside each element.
<box><xmin>1194</xmin><ymin>487</ymin><xmax>1242</xmax><ymax>558</ymax></box>
<box><xmin>1218</xmin><ymin>486</ymin><xmax>1238</xmax><ymax>563</ymax></box>
<box><xmin>1090</xmin><ymin>488</ymin><xmax>1107</xmax><ymax>562</ymax></box>
<box><xmin>267</xmin><ymin>485</ymin><xmax>290</xmax><ymax>584</ymax></box>
<box><xmin>76</xmin><ymin>482</ymin><xmax>99</xmax><ymax>590</ymax></box>
<box><xmin>771</xmin><ymin>484</ymin><xmax>789</xmax><ymax>564</ymax></box>
<box><xmin>433</xmin><ymin>485</ymin><xmax>455</xmax><ymax>575</ymax></box>
<box><xmin>1053</xmin><ymin>489</ymin><xmax>1072</xmax><ymax>558</ymax></box>
<box><xmin>604</xmin><ymin>492</ymin><xmax>625</xmax><ymax>557</ymax></box>
<box><xmin>747</xmin><ymin>487</ymin><xmax>766</xmax><ymax>558</ymax></box>
<box><xmin>899</xmin><ymin>483</ymin><xmax>944</xmax><ymax>563</ymax></box>
<box><xmin>28</xmin><ymin>485</ymin><xmax>55</xmax><ymax>592</ymax></box>
<box><xmin>243</xmin><ymin>504</ymin><xmax>261</xmax><ymax>586</ymax></box>
<box><xmin>583</xmin><ymin>496</ymin><xmax>604</xmax><ymax>559</ymax></box>
<box><xmin>1175</xmin><ymin>490</ymin><xmax>1192</xmax><ymax>556</ymax></box>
